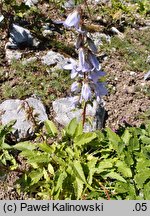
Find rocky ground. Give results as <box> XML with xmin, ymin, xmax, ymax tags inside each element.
<box><xmin>0</xmin><ymin>0</ymin><xmax>150</xmax><ymax>199</ymax></box>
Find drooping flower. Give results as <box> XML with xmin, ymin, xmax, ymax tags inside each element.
<box><xmin>80</xmin><ymin>82</ymin><xmax>92</xmax><ymax>102</ymax></box>
<box><xmin>71</xmin><ymin>81</ymin><xmax>80</xmax><ymax>92</ymax></box>
<box><xmin>87</xmin><ymin>51</ymin><xmax>100</xmax><ymax>70</ymax></box>
<box><xmin>63</xmin><ymin>58</ymin><xmax>78</xmax><ymax>79</ymax></box>
<box><xmin>64</xmin><ymin>10</ymin><xmax>80</xmax><ymax>29</ymax></box>
<box><xmin>94</xmin><ymin>82</ymin><xmax>107</xmax><ymax>101</ymax></box>
<box><xmin>89</xmin><ymin>69</ymin><xmax>106</xmax><ymax>83</ymax></box>
<box><xmin>77</xmin><ymin>48</ymin><xmax>92</xmax><ymax>72</ymax></box>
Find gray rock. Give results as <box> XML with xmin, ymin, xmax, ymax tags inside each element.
<box><xmin>111</xmin><ymin>27</ymin><xmax>124</xmax><ymax>39</ymax></box>
<box><xmin>41</xmin><ymin>51</ymin><xmax>69</xmax><ymax>71</ymax></box>
<box><xmin>0</xmin><ymin>97</ymin><xmax>48</xmax><ymax>141</ymax></box>
<box><xmin>7</xmin><ymin>24</ymin><xmax>39</xmax><ymax>48</ymax></box>
<box><xmin>53</xmin><ymin>97</ymin><xmax>105</xmax><ymax>132</ymax></box>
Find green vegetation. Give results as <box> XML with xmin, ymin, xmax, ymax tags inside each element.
<box><xmin>0</xmin><ymin>119</ymin><xmax>150</xmax><ymax>199</ymax></box>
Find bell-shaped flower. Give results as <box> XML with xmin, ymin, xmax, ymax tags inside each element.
<box><xmin>71</xmin><ymin>81</ymin><xmax>80</xmax><ymax>93</ymax></box>
<box><xmin>95</xmin><ymin>82</ymin><xmax>107</xmax><ymax>100</ymax></box>
<box><xmin>87</xmin><ymin>37</ymin><xmax>97</xmax><ymax>53</ymax></box>
<box><xmin>89</xmin><ymin>69</ymin><xmax>106</xmax><ymax>83</ymax></box>
<box><xmin>63</xmin><ymin>58</ymin><xmax>78</xmax><ymax>79</ymax></box>
<box><xmin>64</xmin><ymin>10</ymin><xmax>80</xmax><ymax>28</ymax></box>
<box><xmin>87</xmin><ymin>50</ymin><xmax>100</xmax><ymax>70</ymax></box>
<box><xmin>77</xmin><ymin>48</ymin><xmax>92</xmax><ymax>72</ymax></box>
<box><xmin>80</xmin><ymin>82</ymin><xmax>92</xmax><ymax>102</ymax></box>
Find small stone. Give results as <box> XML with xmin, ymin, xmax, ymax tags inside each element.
<box><xmin>111</xmin><ymin>27</ymin><xmax>124</xmax><ymax>39</ymax></box>
<box><xmin>130</xmin><ymin>71</ymin><xmax>137</xmax><ymax>76</ymax></box>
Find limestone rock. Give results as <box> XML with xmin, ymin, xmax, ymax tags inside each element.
<box><xmin>0</xmin><ymin>97</ymin><xmax>48</xmax><ymax>141</ymax></box>
<box><xmin>6</xmin><ymin>24</ymin><xmax>39</xmax><ymax>49</ymax></box>
<box><xmin>53</xmin><ymin>97</ymin><xmax>106</xmax><ymax>132</ymax></box>
<box><xmin>41</xmin><ymin>50</ymin><xmax>69</xmax><ymax>71</ymax></box>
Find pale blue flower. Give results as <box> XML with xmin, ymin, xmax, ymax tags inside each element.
<box><xmin>89</xmin><ymin>69</ymin><xmax>106</xmax><ymax>83</ymax></box>
<box><xmin>63</xmin><ymin>58</ymin><xmax>78</xmax><ymax>79</ymax></box>
<box><xmin>64</xmin><ymin>10</ymin><xmax>80</xmax><ymax>28</ymax></box>
<box><xmin>71</xmin><ymin>81</ymin><xmax>80</xmax><ymax>92</ymax></box>
<box><xmin>77</xmin><ymin>48</ymin><xmax>92</xmax><ymax>72</ymax></box>
<box><xmin>95</xmin><ymin>82</ymin><xmax>107</xmax><ymax>100</ymax></box>
<box><xmin>87</xmin><ymin>51</ymin><xmax>100</xmax><ymax>70</ymax></box>
<box><xmin>80</xmin><ymin>82</ymin><xmax>92</xmax><ymax>102</ymax></box>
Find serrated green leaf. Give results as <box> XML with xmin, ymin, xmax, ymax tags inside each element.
<box><xmin>66</xmin><ymin>118</ymin><xmax>78</xmax><ymax>136</ymax></box>
<box><xmin>28</xmin><ymin>154</ymin><xmax>50</xmax><ymax>164</ymax></box>
<box><xmin>106</xmin><ymin>127</ymin><xmax>121</xmax><ymax>151</ymax></box>
<box><xmin>134</xmin><ymin>169</ymin><xmax>150</xmax><ymax>188</ymax></box>
<box><xmin>44</xmin><ymin>120</ymin><xmax>58</xmax><ymax>136</ymax></box>
<box><xmin>122</xmin><ymin>129</ymin><xmax>131</xmax><ymax>145</ymax></box>
<box><xmin>74</xmin><ymin>132</ymin><xmax>97</xmax><ymax>146</ymax></box>
<box><xmin>136</xmin><ymin>157</ymin><xmax>150</xmax><ymax>170</ymax></box>
<box><xmin>140</xmin><ymin>135</ymin><xmax>150</xmax><ymax>145</ymax></box>
<box><xmin>87</xmin><ymin>157</ymin><xmax>97</xmax><ymax>185</ymax></box>
<box><xmin>72</xmin><ymin>161</ymin><xmax>86</xmax><ymax>184</ymax></box>
<box><xmin>106</xmin><ymin>172</ymin><xmax>126</xmax><ymax>182</ymax></box>
<box><xmin>29</xmin><ymin>169</ymin><xmax>43</xmax><ymax>185</ymax></box>
<box><xmin>13</xmin><ymin>142</ymin><xmax>36</xmax><ymax>151</ymax></box>
<box><xmin>128</xmin><ymin>134</ymin><xmax>139</xmax><ymax>152</ymax></box>
<box><xmin>66</xmin><ymin>147</ymin><xmax>74</xmax><ymax>157</ymax></box>
<box><xmin>38</xmin><ymin>142</ymin><xmax>55</xmax><ymax>154</ymax></box>
<box><xmin>115</xmin><ymin>160</ymin><xmax>132</xmax><ymax>177</ymax></box>
<box><xmin>115</xmin><ymin>181</ymin><xmax>136</xmax><ymax>198</ymax></box>
<box><xmin>96</xmin><ymin>159</ymin><xmax>114</xmax><ymax>173</ymax></box>
<box><xmin>55</xmin><ymin>171</ymin><xmax>67</xmax><ymax>192</ymax></box>
<box><xmin>106</xmin><ymin>127</ymin><xmax>121</xmax><ymax>142</ymax></box>
<box><xmin>19</xmin><ymin>150</ymin><xmax>37</xmax><ymax>159</ymax></box>
<box><xmin>73</xmin><ymin>177</ymin><xmax>84</xmax><ymax>200</ymax></box>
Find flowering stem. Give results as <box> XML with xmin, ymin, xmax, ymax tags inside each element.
<box><xmin>82</xmin><ymin>101</ymin><xmax>87</xmax><ymax>127</ymax></box>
